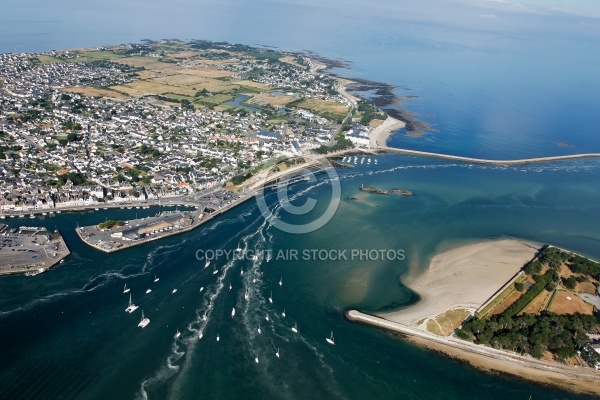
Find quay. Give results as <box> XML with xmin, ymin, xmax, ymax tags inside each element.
<box><xmin>0</xmin><ymin>225</ymin><xmax>70</xmax><ymax>276</ymax></box>
<box><xmin>77</xmin><ymin>190</ymin><xmax>256</xmax><ymax>253</ymax></box>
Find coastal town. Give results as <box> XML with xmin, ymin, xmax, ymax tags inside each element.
<box><xmin>0</xmin><ymin>39</ymin><xmax>389</xmax><ymax>217</ymax></box>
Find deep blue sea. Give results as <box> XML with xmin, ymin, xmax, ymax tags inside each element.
<box><xmin>1</xmin><ymin>1</ymin><xmax>600</xmax><ymax>399</ymax></box>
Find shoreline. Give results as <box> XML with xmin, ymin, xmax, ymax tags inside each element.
<box><xmin>346</xmin><ymin>310</ymin><xmax>600</xmax><ymax>396</ymax></box>
<box><xmin>76</xmin><ymin>190</ymin><xmax>257</xmax><ymax>254</ymax></box>
<box><xmin>369</xmin><ymin>116</ymin><xmax>406</xmax><ymax>147</ymax></box>
<box><xmin>379</xmin><ymin>238</ymin><xmax>540</xmax><ymax>329</ymax></box>
<box><xmin>347</xmin><ymin>238</ymin><xmax>600</xmax><ymax>395</ymax></box>
<box><xmin>0</xmin><ymin>230</ymin><xmax>71</xmax><ymax>276</ymax></box>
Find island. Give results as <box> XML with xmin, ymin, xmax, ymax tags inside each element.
<box><xmin>359</xmin><ymin>185</ymin><xmax>389</xmax><ymax>195</ymax></box>
<box><xmin>392</xmin><ymin>189</ymin><xmax>413</xmax><ymax>196</ymax></box>
<box><xmin>347</xmin><ymin>239</ymin><xmax>600</xmax><ymax>396</ymax></box>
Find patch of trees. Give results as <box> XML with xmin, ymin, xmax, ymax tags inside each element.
<box><xmin>524</xmin><ymin>260</ymin><xmax>542</xmax><ymax>275</ymax></box>
<box><xmin>57</xmin><ymin>172</ymin><xmax>87</xmax><ymax>186</ymax></box>
<box><xmin>457</xmin><ymin>312</ymin><xmax>600</xmax><ymax>362</ymax></box>
<box><xmin>62</xmin><ymin>119</ymin><xmax>82</xmax><ymax>131</ymax></box>
<box><xmin>67</xmin><ymin>132</ymin><xmax>82</xmax><ymax>142</ymax></box>
<box><xmin>357</xmin><ymin>100</ymin><xmax>386</xmax><ymax>125</ymax></box>
<box><xmin>502</xmin><ymin>269</ymin><xmax>558</xmax><ymax>317</ymax></box>
<box><xmin>568</xmin><ymin>254</ymin><xmax>600</xmax><ymax>280</ymax></box>
<box><xmin>98</xmin><ymin>220</ymin><xmax>124</xmax><ymax>230</ymax></box>
<box><xmin>154</xmin><ymin>95</ymin><xmax>180</xmax><ymax>103</ymax></box>
<box><xmin>313</xmin><ymin>135</ymin><xmax>353</xmax><ymax>154</ymax></box>
<box><xmin>285</xmin><ymin>98</ymin><xmax>304</xmax><ymax>109</ymax></box>
<box><xmin>180</xmin><ymin>99</ymin><xmax>194</xmax><ymax>110</ymax></box>
<box><xmin>539</xmin><ymin>246</ymin><xmax>570</xmax><ymax>268</ymax></box>
<box><xmin>139</xmin><ymin>144</ymin><xmax>160</xmax><ymax>158</ymax></box>
<box><xmin>231</xmin><ymin>172</ymin><xmax>252</xmax><ymax>185</ymax></box>
<box><xmin>84</xmin><ymin>60</ymin><xmax>143</xmax><ymax>73</ymax></box>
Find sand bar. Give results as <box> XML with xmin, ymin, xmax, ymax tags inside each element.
<box><xmin>380</xmin><ymin>239</ymin><xmax>539</xmax><ymax>328</ymax></box>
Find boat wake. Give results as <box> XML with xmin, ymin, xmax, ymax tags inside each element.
<box><xmin>139</xmin><ymin>177</ymin><xmax>347</xmax><ymax>398</ymax></box>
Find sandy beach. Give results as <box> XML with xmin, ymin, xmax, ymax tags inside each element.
<box><xmin>346</xmin><ymin>238</ymin><xmax>600</xmax><ymax>395</ymax></box>
<box><xmin>380</xmin><ymin>239</ymin><xmax>539</xmax><ymax>328</ymax></box>
<box><xmin>369</xmin><ymin>116</ymin><xmax>406</xmax><ymax>147</ymax></box>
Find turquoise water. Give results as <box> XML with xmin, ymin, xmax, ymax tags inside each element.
<box><xmin>1</xmin><ymin>157</ymin><xmax>600</xmax><ymax>398</ymax></box>
<box><xmin>2</xmin><ymin>0</ymin><xmax>600</xmax><ymax>398</ymax></box>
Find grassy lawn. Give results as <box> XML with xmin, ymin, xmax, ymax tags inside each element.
<box><xmin>519</xmin><ymin>290</ymin><xmax>551</xmax><ymax>314</ymax></box>
<box><xmin>62</xmin><ymin>87</ymin><xmax>129</xmax><ymax>100</ymax></box>
<box><xmin>548</xmin><ymin>290</ymin><xmax>594</xmax><ymax>315</ymax></box>
<box><xmin>37</xmin><ymin>55</ymin><xmax>66</xmax><ymax>64</ymax></box>
<box><xmin>112</xmin><ymin>80</ymin><xmax>197</xmax><ymax>97</ymax></box>
<box><xmin>426</xmin><ymin>308</ymin><xmax>472</xmax><ymax>336</ymax></box>
<box><xmin>291</xmin><ymin>98</ymin><xmax>348</xmax><ymax>120</ymax></box>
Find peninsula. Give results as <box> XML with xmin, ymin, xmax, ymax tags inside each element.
<box><xmin>347</xmin><ymin>239</ymin><xmax>600</xmax><ymax>395</ymax></box>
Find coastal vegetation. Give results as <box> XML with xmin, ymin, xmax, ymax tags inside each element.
<box><xmin>457</xmin><ymin>311</ymin><xmax>600</xmax><ymax>362</ymax></box>
<box><xmin>456</xmin><ymin>246</ymin><xmax>600</xmax><ymax>364</ymax></box>
<box><xmin>98</xmin><ymin>220</ymin><xmax>124</xmax><ymax>230</ymax></box>
<box><xmin>313</xmin><ymin>133</ymin><xmax>354</xmax><ymax>154</ymax></box>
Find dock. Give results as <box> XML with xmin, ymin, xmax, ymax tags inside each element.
<box><xmin>0</xmin><ymin>226</ymin><xmax>70</xmax><ymax>276</ymax></box>
<box><xmin>77</xmin><ymin>189</ymin><xmax>255</xmax><ymax>253</ymax></box>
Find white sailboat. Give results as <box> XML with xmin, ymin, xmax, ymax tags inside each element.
<box><xmin>172</xmin><ymin>288</ymin><xmax>177</xmax><ymax>294</ymax></box>
<box><xmin>154</xmin><ymin>274</ymin><xmax>159</xmax><ymax>283</ymax></box>
<box><xmin>229</xmin><ymin>282</ymin><xmax>232</xmax><ymax>291</ymax></box>
<box><xmin>123</xmin><ymin>284</ymin><xmax>130</xmax><ymax>294</ymax></box>
<box><xmin>198</xmin><ymin>331</ymin><xmax>203</xmax><ymax>340</ymax></box>
<box><xmin>255</xmin><ymin>354</ymin><xmax>259</xmax><ymax>364</ymax></box>
<box><xmin>231</xmin><ymin>307</ymin><xmax>236</xmax><ymax>318</ymax></box>
<box><xmin>212</xmin><ymin>266</ymin><xmax>218</xmax><ymax>275</ymax></box>
<box><xmin>268</xmin><ymin>291</ymin><xmax>273</xmax><ymax>304</ymax></box>
<box><xmin>204</xmin><ymin>260</ymin><xmax>210</xmax><ymax>269</ymax></box>
<box><xmin>145</xmin><ymin>289</ymin><xmax>152</xmax><ymax>294</ymax></box>
<box><xmin>275</xmin><ymin>348</ymin><xmax>280</xmax><ymax>358</ymax></box>
<box><xmin>279</xmin><ymin>277</ymin><xmax>282</xmax><ymax>286</ymax></box>
<box><xmin>216</xmin><ymin>334</ymin><xmax>220</xmax><ymax>342</ymax></box>
<box><xmin>125</xmin><ymin>293</ymin><xmax>139</xmax><ymax>313</ymax></box>
<box><xmin>265</xmin><ymin>314</ymin><xmax>269</xmax><ymax>322</ymax></box>
<box><xmin>138</xmin><ymin>310</ymin><xmax>150</xmax><ymax>328</ymax></box>
<box><xmin>245</xmin><ymin>289</ymin><xmax>249</xmax><ymax>301</ymax></box>
<box><xmin>282</xmin><ymin>309</ymin><xmax>286</xmax><ymax>318</ymax></box>
<box><xmin>291</xmin><ymin>323</ymin><xmax>298</xmax><ymax>333</ymax></box>
<box><xmin>258</xmin><ymin>324</ymin><xmax>261</xmax><ymax>334</ymax></box>
<box><xmin>253</xmin><ymin>278</ymin><xmax>256</xmax><ymax>284</ymax></box>
<box><xmin>175</xmin><ymin>329</ymin><xmax>181</xmax><ymax>339</ymax></box>
<box><xmin>326</xmin><ymin>331</ymin><xmax>335</xmax><ymax>345</ymax></box>
<box><xmin>199</xmin><ymin>287</ymin><xmax>204</xmax><ymax>293</ymax></box>
<box><xmin>240</xmin><ymin>268</ymin><xmax>244</xmax><ymax>276</ymax></box>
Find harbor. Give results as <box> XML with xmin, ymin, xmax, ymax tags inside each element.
<box><xmin>76</xmin><ymin>189</ymin><xmax>255</xmax><ymax>253</ymax></box>
<box><xmin>0</xmin><ymin>225</ymin><xmax>70</xmax><ymax>276</ymax></box>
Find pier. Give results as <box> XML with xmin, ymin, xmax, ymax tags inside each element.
<box><xmin>374</xmin><ymin>146</ymin><xmax>600</xmax><ymax>165</ymax></box>
<box><xmin>77</xmin><ymin>191</ymin><xmax>255</xmax><ymax>253</ymax></box>
<box><xmin>0</xmin><ymin>226</ymin><xmax>70</xmax><ymax>276</ymax></box>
